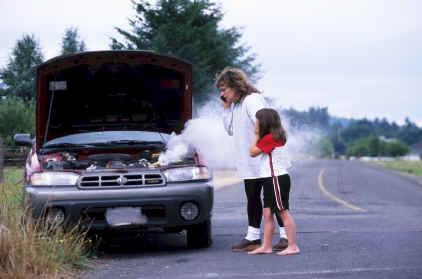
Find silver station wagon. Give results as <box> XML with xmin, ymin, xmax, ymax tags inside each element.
<box><xmin>14</xmin><ymin>50</ymin><xmax>213</xmax><ymax>248</ymax></box>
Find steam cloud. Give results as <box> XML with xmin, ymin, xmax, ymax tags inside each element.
<box><xmin>158</xmin><ymin>96</ymin><xmax>323</xmax><ymax>169</ymax></box>
<box><xmin>158</xmin><ymin>99</ymin><xmax>235</xmax><ymax>169</ymax></box>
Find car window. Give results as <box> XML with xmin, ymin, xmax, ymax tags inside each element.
<box><xmin>44</xmin><ymin>131</ymin><xmax>170</xmax><ymax>146</ymax></box>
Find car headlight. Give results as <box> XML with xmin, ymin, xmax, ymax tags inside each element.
<box><xmin>164</xmin><ymin>166</ymin><xmax>211</xmax><ymax>183</ymax></box>
<box><xmin>30</xmin><ymin>172</ymin><xmax>79</xmax><ymax>185</ymax></box>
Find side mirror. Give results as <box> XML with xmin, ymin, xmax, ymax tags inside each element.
<box><xmin>14</xmin><ymin>134</ymin><xmax>33</xmax><ymax>147</ymax></box>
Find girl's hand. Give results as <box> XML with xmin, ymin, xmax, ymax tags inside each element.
<box><xmin>250</xmin><ymin>133</ymin><xmax>262</xmax><ymax>157</ymax></box>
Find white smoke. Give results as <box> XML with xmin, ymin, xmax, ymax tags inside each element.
<box><xmin>158</xmin><ymin>132</ymin><xmax>193</xmax><ymax>166</ymax></box>
<box><xmin>269</xmin><ymin>97</ymin><xmax>324</xmax><ymax>158</ymax></box>
<box><xmin>158</xmin><ymin>95</ymin><xmax>324</xmax><ymax>169</ymax></box>
<box><xmin>158</xmin><ymin>98</ymin><xmax>235</xmax><ymax>169</ymax></box>
<box><xmin>283</xmin><ymin>127</ymin><xmax>323</xmax><ymax>158</ymax></box>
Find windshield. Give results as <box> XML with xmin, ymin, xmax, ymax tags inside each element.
<box><xmin>43</xmin><ymin>131</ymin><xmax>170</xmax><ymax>147</ymax></box>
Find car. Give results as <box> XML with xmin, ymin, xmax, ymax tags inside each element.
<box><xmin>14</xmin><ymin>50</ymin><xmax>213</xmax><ymax>248</ymax></box>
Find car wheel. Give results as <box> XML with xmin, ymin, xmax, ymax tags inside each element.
<box><xmin>186</xmin><ymin>219</ymin><xmax>212</xmax><ymax>249</ymax></box>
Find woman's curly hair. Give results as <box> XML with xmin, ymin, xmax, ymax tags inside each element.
<box><xmin>215</xmin><ymin>67</ymin><xmax>260</xmax><ymax>101</ymax></box>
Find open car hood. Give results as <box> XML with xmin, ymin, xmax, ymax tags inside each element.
<box><xmin>35</xmin><ymin>50</ymin><xmax>192</xmax><ymax>150</ymax></box>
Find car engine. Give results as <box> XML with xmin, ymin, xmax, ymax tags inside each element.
<box><xmin>41</xmin><ymin>149</ymin><xmax>194</xmax><ymax>171</ymax></box>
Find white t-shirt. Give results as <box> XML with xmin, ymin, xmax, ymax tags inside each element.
<box><xmin>222</xmin><ymin>93</ymin><xmax>267</xmax><ymax>179</ymax></box>
<box><xmin>258</xmin><ymin>145</ymin><xmax>291</xmax><ymax>178</ymax></box>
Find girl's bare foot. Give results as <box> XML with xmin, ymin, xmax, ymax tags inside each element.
<box><xmin>248</xmin><ymin>246</ymin><xmax>273</xmax><ymax>255</ymax></box>
<box><xmin>276</xmin><ymin>246</ymin><xmax>300</xmax><ymax>256</ymax></box>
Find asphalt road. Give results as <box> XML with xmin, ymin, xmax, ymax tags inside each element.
<box><xmin>77</xmin><ymin>159</ymin><xmax>422</xmax><ymax>279</ymax></box>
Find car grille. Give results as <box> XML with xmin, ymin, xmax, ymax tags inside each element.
<box><xmin>78</xmin><ymin>172</ymin><xmax>165</xmax><ymax>189</ymax></box>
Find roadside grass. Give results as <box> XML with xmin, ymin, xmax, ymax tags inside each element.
<box><xmin>369</xmin><ymin>160</ymin><xmax>422</xmax><ymax>178</ymax></box>
<box><xmin>0</xmin><ymin>167</ymin><xmax>23</xmax><ymax>206</ymax></box>
<box><xmin>0</xmin><ymin>167</ymin><xmax>95</xmax><ymax>279</ymax></box>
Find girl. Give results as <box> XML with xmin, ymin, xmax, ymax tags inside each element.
<box><xmin>248</xmin><ymin>108</ymin><xmax>300</xmax><ymax>256</ymax></box>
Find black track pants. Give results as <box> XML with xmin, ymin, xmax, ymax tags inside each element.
<box><xmin>244</xmin><ymin>178</ymin><xmax>284</xmax><ymax>229</ymax></box>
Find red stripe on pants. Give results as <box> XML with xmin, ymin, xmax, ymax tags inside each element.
<box><xmin>269</xmin><ymin>153</ymin><xmax>283</xmax><ymax>210</ymax></box>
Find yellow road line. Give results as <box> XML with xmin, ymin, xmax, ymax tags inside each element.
<box><xmin>318</xmin><ymin>168</ymin><xmax>366</xmax><ymax>212</ymax></box>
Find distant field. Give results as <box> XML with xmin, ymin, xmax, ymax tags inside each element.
<box><xmin>370</xmin><ymin>160</ymin><xmax>422</xmax><ymax>178</ymax></box>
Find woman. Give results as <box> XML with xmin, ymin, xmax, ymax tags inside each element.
<box><xmin>216</xmin><ymin>67</ymin><xmax>288</xmax><ymax>252</ymax></box>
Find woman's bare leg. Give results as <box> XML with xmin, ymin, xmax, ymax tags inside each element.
<box><xmin>248</xmin><ymin>208</ymin><xmax>274</xmax><ymax>254</ymax></box>
<box><xmin>276</xmin><ymin>209</ymin><xmax>300</xmax><ymax>255</ymax></box>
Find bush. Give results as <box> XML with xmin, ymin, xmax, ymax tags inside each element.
<box><xmin>385</xmin><ymin>140</ymin><xmax>410</xmax><ymax>157</ymax></box>
<box><xmin>346</xmin><ymin>136</ymin><xmax>410</xmax><ymax>157</ymax></box>
<box><xmin>346</xmin><ymin>137</ymin><xmax>370</xmax><ymax>157</ymax></box>
<box><xmin>318</xmin><ymin>137</ymin><xmax>334</xmax><ymax>158</ymax></box>
<box><xmin>0</xmin><ymin>98</ymin><xmax>35</xmax><ymax>146</ymax></box>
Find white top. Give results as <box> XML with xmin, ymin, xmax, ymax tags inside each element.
<box><xmin>222</xmin><ymin>93</ymin><xmax>268</xmax><ymax>179</ymax></box>
<box><xmin>258</xmin><ymin>145</ymin><xmax>291</xmax><ymax>178</ymax></box>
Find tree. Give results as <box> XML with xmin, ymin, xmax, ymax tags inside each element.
<box><xmin>329</xmin><ymin>122</ymin><xmax>346</xmax><ymax>155</ymax></box>
<box><xmin>61</xmin><ymin>27</ymin><xmax>87</xmax><ymax>55</ymax></box>
<box><xmin>0</xmin><ymin>82</ymin><xmax>6</xmax><ymax>99</ymax></box>
<box><xmin>0</xmin><ymin>34</ymin><xmax>44</xmax><ymax>102</ymax></box>
<box><xmin>308</xmin><ymin>107</ymin><xmax>330</xmax><ymax>130</ymax></box>
<box><xmin>341</xmin><ymin>119</ymin><xmax>374</xmax><ymax>145</ymax></box>
<box><xmin>110</xmin><ymin>0</ymin><xmax>260</xmax><ymax>103</ymax></box>
<box><xmin>346</xmin><ymin>138</ymin><xmax>370</xmax><ymax>157</ymax></box>
<box><xmin>318</xmin><ymin>137</ymin><xmax>334</xmax><ymax>158</ymax></box>
<box><xmin>397</xmin><ymin>117</ymin><xmax>422</xmax><ymax>145</ymax></box>
<box><xmin>385</xmin><ymin>140</ymin><xmax>409</xmax><ymax>157</ymax></box>
<box><xmin>281</xmin><ymin>106</ymin><xmax>330</xmax><ymax>130</ymax></box>
<box><xmin>368</xmin><ymin>135</ymin><xmax>381</xmax><ymax>156</ymax></box>
<box><xmin>0</xmin><ymin>97</ymin><xmax>35</xmax><ymax>146</ymax></box>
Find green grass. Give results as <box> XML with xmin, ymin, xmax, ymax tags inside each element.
<box><xmin>370</xmin><ymin>160</ymin><xmax>422</xmax><ymax>177</ymax></box>
<box><xmin>0</xmin><ymin>167</ymin><xmax>24</xmax><ymax>210</ymax></box>
<box><xmin>1</xmin><ymin>167</ymin><xmax>95</xmax><ymax>279</ymax></box>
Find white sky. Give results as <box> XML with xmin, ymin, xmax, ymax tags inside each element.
<box><xmin>0</xmin><ymin>0</ymin><xmax>421</xmax><ymax>126</ymax></box>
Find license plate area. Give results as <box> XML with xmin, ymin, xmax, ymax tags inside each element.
<box><xmin>105</xmin><ymin>207</ymin><xmax>148</xmax><ymax>227</ymax></box>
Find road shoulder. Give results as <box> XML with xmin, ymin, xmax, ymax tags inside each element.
<box><xmin>212</xmin><ymin>169</ymin><xmax>240</xmax><ymax>190</ymax></box>
<box><xmin>362</xmin><ymin>161</ymin><xmax>422</xmax><ymax>187</ymax></box>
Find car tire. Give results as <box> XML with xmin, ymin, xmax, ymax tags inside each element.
<box><xmin>186</xmin><ymin>219</ymin><xmax>212</xmax><ymax>249</ymax></box>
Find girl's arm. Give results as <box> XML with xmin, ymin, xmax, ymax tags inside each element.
<box><xmin>250</xmin><ymin>134</ymin><xmax>263</xmax><ymax>157</ymax></box>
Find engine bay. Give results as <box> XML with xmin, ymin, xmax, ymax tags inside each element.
<box><xmin>40</xmin><ymin>148</ymin><xmax>195</xmax><ymax>172</ymax></box>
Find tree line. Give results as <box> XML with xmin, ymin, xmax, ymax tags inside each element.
<box><xmin>280</xmin><ymin>106</ymin><xmax>421</xmax><ymax>158</ymax></box>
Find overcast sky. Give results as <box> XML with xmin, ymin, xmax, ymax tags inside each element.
<box><xmin>0</xmin><ymin>0</ymin><xmax>421</xmax><ymax>126</ymax></box>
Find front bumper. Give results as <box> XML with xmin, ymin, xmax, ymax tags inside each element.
<box><xmin>24</xmin><ymin>180</ymin><xmax>213</xmax><ymax>231</ymax></box>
